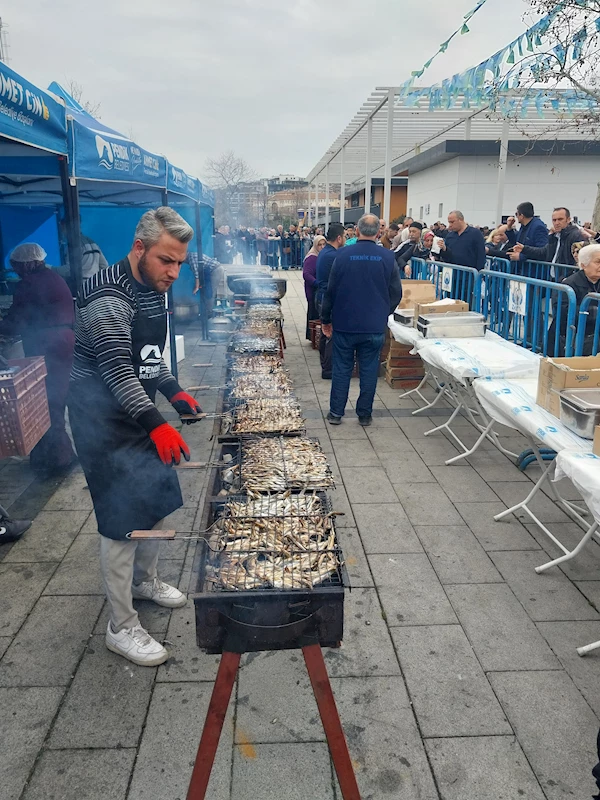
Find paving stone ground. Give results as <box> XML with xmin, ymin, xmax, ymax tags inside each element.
<box><xmin>1</xmin><ymin>269</ymin><xmax>600</xmax><ymax>799</ymax></box>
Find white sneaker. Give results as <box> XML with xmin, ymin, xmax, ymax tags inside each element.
<box><xmin>105</xmin><ymin>622</ymin><xmax>168</xmax><ymax>666</ymax></box>
<box><xmin>131</xmin><ymin>577</ymin><xmax>187</xmax><ymax>608</ymax></box>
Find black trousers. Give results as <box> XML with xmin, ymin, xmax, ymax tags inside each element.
<box><xmin>319</xmin><ymin>330</ymin><xmax>333</xmax><ymax>377</ymax></box>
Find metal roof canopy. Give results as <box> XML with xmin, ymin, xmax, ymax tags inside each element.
<box><xmin>306</xmin><ymin>86</ymin><xmax>594</xmax><ymax>224</ymax></box>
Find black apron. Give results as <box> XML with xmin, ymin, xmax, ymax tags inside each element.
<box><xmin>68</xmin><ymin>258</ymin><xmax>182</xmax><ymax>540</ymax></box>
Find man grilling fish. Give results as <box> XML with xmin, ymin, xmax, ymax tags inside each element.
<box><xmin>69</xmin><ymin>207</ymin><xmax>202</xmax><ymax>667</ymax></box>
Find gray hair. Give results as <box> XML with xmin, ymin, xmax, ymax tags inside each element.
<box><xmin>448</xmin><ymin>210</ymin><xmax>465</xmax><ymax>221</ymax></box>
<box><xmin>578</xmin><ymin>243</ymin><xmax>600</xmax><ymax>267</ymax></box>
<box><xmin>134</xmin><ymin>206</ymin><xmax>194</xmax><ymax>249</ymax></box>
<box><xmin>357</xmin><ymin>214</ymin><xmax>380</xmax><ymax>237</ymax></box>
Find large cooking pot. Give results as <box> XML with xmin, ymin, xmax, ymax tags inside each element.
<box><xmin>229</xmin><ymin>278</ymin><xmax>287</xmax><ymax>299</ymax></box>
<box><xmin>226</xmin><ymin>270</ymin><xmax>270</xmax><ymax>293</ymax></box>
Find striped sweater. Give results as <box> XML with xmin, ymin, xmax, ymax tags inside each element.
<box><xmin>71</xmin><ymin>261</ymin><xmax>181</xmax><ymax>433</ymax></box>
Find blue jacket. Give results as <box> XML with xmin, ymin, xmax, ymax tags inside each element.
<box><xmin>320</xmin><ymin>240</ymin><xmax>402</xmax><ymax>334</ymax></box>
<box><xmin>507</xmin><ymin>216</ymin><xmax>548</xmax><ymax>261</ymax></box>
<box><xmin>442</xmin><ymin>225</ymin><xmax>486</xmax><ymax>271</ymax></box>
<box><xmin>315</xmin><ymin>243</ymin><xmax>338</xmax><ymax>309</ymax></box>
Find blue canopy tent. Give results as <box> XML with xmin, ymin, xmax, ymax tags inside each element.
<box><xmin>48</xmin><ymin>83</ymin><xmax>214</xmax><ymax>359</ymax></box>
<box><xmin>0</xmin><ymin>63</ymin><xmax>74</xmax><ymax>275</ymax></box>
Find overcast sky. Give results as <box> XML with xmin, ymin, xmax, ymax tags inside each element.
<box><xmin>4</xmin><ymin>0</ymin><xmax>532</xmax><ymax>182</ymax></box>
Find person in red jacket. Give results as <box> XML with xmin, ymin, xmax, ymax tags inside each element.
<box><xmin>0</xmin><ymin>243</ymin><xmax>76</xmax><ymax>474</ymax></box>
<box><xmin>68</xmin><ymin>207</ymin><xmax>202</xmax><ymax>667</ymax></box>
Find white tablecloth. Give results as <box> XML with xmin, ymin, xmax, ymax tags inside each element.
<box><xmin>415</xmin><ymin>332</ymin><xmax>541</xmax><ymax>383</ymax></box>
<box><xmin>387</xmin><ymin>316</ymin><xmax>423</xmax><ymax>349</ymax></box>
<box><xmin>474</xmin><ymin>377</ymin><xmax>593</xmax><ymax>453</ymax></box>
<box><xmin>555</xmin><ymin>450</ymin><xmax>600</xmax><ymax>524</ymax></box>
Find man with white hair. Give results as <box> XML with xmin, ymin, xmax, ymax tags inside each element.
<box><xmin>69</xmin><ymin>207</ymin><xmax>203</xmax><ymax>667</ymax></box>
<box><xmin>321</xmin><ymin>213</ymin><xmax>402</xmax><ymax>426</ymax></box>
<box><xmin>438</xmin><ymin>210</ymin><xmax>486</xmax><ymax>271</ymax></box>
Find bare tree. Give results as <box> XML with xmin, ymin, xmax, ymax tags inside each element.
<box><xmin>485</xmin><ymin>1</ymin><xmax>600</xmax><ymax>224</ymax></box>
<box><xmin>204</xmin><ymin>151</ymin><xmax>257</xmax><ymax>225</ymax></box>
<box><xmin>67</xmin><ymin>80</ymin><xmax>101</xmax><ymax>118</ymax></box>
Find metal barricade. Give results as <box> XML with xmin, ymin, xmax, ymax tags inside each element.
<box><xmin>575</xmin><ymin>292</ymin><xmax>600</xmax><ymax>356</ymax></box>
<box><xmin>409</xmin><ymin>258</ymin><xmax>479</xmax><ymax>305</ymax></box>
<box><xmin>486</xmin><ymin>256</ymin><xmax>512</xmax><ymax>273</ymax></box>
<box><xmin>522</xmin><ymin>260</ymin><xmax>579</xmax><ymax>283</ymax></box>
<box><xmin>477</xmin><ymin>269</ymin><xmax>578</xmax><ymax>357</ymax></box>
<box><xmin>485</xmin><ymin>256</ymin><xmax>578</xmax><ymax>284</ymax></box>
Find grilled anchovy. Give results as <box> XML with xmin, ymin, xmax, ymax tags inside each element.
<box><xmin>206</xmin><ymin>496</ymin><xmax>340</xmax><ymax>591</ymax></box>
<box><xmin>248</xmin><ymin>304</ymin><xmax>283</xmax><ymax>321</ymax></box>
<box><xmin>241</xmin><ymin>437</ymin><xmax>334</xmax><ymax>491</ymax></box>
<box><xmin>231</xmin><ymin>398</ymin><xmax>304</xmax><ymax>434</ymax></box>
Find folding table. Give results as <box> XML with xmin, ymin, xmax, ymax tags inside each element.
<box><xmin>410</xmin><ymin>333</ymin><xmax>541</xmax><ymax>464</ymax></box>
<box><xmin>473</xmin><ymin>377</ymin><xmax>592</xmax><ymax>563</ymax></box>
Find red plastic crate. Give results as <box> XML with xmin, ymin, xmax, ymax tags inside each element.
<box><xmin>0</xmin><ymin>357</ymin><xmax>50</xmax><ymax>457</ymax></box>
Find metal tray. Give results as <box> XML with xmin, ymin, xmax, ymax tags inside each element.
<box><xmin>560</xmin><ymin>389</ymin><xmax>600</xmax><ymax>439</ymax></box>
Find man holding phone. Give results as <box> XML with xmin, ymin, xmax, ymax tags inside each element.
<box><xmin>505</xmin><ymin>201</ymin><xmax>550</xmax><ymax>261</ymax></box>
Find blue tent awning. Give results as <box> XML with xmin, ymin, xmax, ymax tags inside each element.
<box><xmin>0</xmin><ymin>64</ymin><xmax>66</xmax><ymax>155</ymax></box>
<box><xmin>167</xmin><ymin>162</ymin><xmax>199</xmax><ymax>203</ymax></box>
<box><xmin>49</xmin><ymin>82</ymin><xmax>167</xmax><ymax>191</ymax></box>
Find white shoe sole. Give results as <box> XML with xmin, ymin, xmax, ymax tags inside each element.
<box><xmin>105</xmin><ymin>639</ymin><xmax>169</xmax><ymax>667</ymax></box>
<box><xmin>131</xmin><ymin>590</ymin><xmax>187</xmax><ymax>609</ymax></box>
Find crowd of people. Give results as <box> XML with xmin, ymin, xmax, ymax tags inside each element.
<box><xmin>299</xmin><ymin>202</ymin><xmax>600</xmax><ymax>420</ymax></box>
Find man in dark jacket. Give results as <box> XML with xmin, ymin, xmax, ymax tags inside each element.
<box><xmin>439</xmin><ymin>210</ymin><xmax>486</xmax><ymax>271</ymax></box>
<box><xmin>513</xmin><ymin>207</ymin><xmax>585</xmax><ymax>269</ymax></box>
<box><xmin>394</xmin><ymin>221</ymin><xmax>423</xmax><ymax>272</ymax></box>
<box><xmin>315</xmin><ymin>223</ymin><xmax>345</xmax><ymax>379</ymax></box>
<box><xmin>505</xmin><ymin>201</ymin><xmax>549</xmax><ymax>262</ymax></box>
<box><xmin>321</xmin><ymin>213</ymin><xmax>402</xmax><ymax>426</ymax></box>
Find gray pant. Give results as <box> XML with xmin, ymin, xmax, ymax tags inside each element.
<box><xmin>100</xmin><ymin>536</ymin><xmax>160</xmax><ymax>632</ymax></box>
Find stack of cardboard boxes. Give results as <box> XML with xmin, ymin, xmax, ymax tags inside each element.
<box><xmin>383</xmin><ymin>280</ymin><xmax>436</xmax><ymax>390</ymax></box>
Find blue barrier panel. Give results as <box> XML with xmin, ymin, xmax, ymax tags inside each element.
<box><xmin>523</xmin><ymin>260</ymin><xmax>579</xmax><ymax>283</ymax></box>
<box><xmin>485</xmin><ymin>256</ymin><xmax>578</xmax><ymax>283</ymax></box>
<box><xmin>486</xmin><ymin>256</ymin><xmax>512</xmax><ymax>273</ymax></box>
<box><xmin>477</xmin><ymin>270</ymin><xmax>577</xmax><ymax>356</ymax></box>
<box><xmin>409</xmin><ymin>258</ymin><xmax>479</xmax><ymax>305</ymax></box>
<box><xmin>575</xmin><ymin>292</ymin><xmax>600</xmax><ymax>356</ymax></box>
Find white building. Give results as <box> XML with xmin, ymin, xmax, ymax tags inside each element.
<box><xmin>306</xmin><ymin>87</ymin><xmax>600</xmax><ymax>228</ymax></box>
<box><xmin>403</xmin><ymin>140</ymin><xmax>600</xmax><ymax>229</ymax></box>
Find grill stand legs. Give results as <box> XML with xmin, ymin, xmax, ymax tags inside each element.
<box><xmin>186</xmin><ymin>646</ymin><xmax>361</xmax><ymax>800</ymax></box>
<box><xmin>303</xmin><ymin>643</ymin><xmax>362</xmax><ymax>800</ymax></box>
<box><xmin>186</xmin><ymin>651</ymin><xmax>241</xmax><ymax>800</ymax></box>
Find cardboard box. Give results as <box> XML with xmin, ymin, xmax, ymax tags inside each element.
<box><xmin>537</xmin><ymin>356</ymin><xmax>600</xmax><ymax>417</ymax></box>
<box><xmin>412</xmin><ymin>300</ymin><xmax>469</xmax><ymax>327</ymax></box>
<box><xmin>385</xmin><ymin>374</ymin><xmax>423</xmax><ymax>389</ymax></box>
<box><xmin>398</xmin><ymin>280</ymin><xmax>436</xmax><ymax>310</ymax></box>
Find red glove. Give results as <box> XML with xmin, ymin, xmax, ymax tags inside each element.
<box><xmin>171</xmin><ymin>391</ymin><xmax>202</xmax><ymax>423</ymax></box>
<box><xmin>150</xmin><ymin>423</ymin><xmax>190</xmax><ymax>466</ymax></box>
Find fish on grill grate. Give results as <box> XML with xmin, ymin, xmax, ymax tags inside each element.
<box><xmin>228</xmin><ymin>354</ymin><xmax>284</xmax><ymax>374</ymax></box>
<box><xmin>229</xmin><ymin>334</ymin><xmax>280</xmax><ymax>354</ymax></box>
<box><xmin>206</xmin><ymin>510</ymin><xmax>340</xmax><ymax>591</ymax></box>
<box><xmin>228</xmin><ymin>371</ymin><xmax>293</xmax><ymax>400</ymax></box>
<box><xmin>239</xmin><ymin>320</ymin><xmax>280</xmax><ymax>338</ymax></box>
<box><xmin>241</xmin><ymin>437</ymin><xmax>334</xmax><ymax>491</ymax></box>
<box><xmin>248</xmin><ymin>304</ymin><xmax>283</xmax><ymax>321</ymax></box>
<box><xmin>230</xmin><ymin>398</ymin><xmax>304</xmax><ymax>434</ymax></box>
